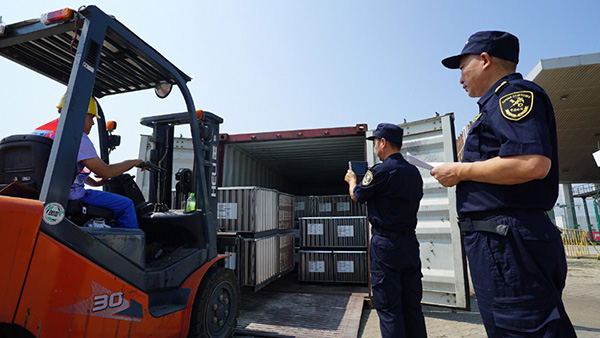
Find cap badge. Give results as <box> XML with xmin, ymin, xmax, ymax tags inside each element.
<box><xmin>499</xmin><ymin>91</ymin><xmax>533</xmax><ymax>121</ymax></box>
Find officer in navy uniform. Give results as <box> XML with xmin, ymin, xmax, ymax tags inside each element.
<box><xmin>345</xmin><ymin>123</ymin><xmax>427</xmax><ymax>338</ymax></box>
<box><xmin>432</xmin><ymin>31</ymin><xmax>577</xmax><ymax>337</ymax></box>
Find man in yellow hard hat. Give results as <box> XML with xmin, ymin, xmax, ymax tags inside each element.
<box><xmin>33</xmin><ymin>94</ymin><xmax>144</xmax><ymax>229</ymax></box>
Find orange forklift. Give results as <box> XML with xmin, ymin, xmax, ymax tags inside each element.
<box><xmin>0</xmin><ymin>6</ymin><xmax>239</xmax><ymax>337</ymax></box>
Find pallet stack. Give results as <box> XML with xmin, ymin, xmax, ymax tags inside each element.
<box><xmin>217</xmin><ymin>186</ymin><xmax>295</xmax><ymax>291</ymax></box>
<box><xmin>295</xmin><ymin>194</ymin><xmax>368</xmax><ymax>284</ymax></box>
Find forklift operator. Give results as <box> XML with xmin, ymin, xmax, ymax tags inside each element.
<box><xmin>32</xmin><ymin>95</ymin><xmax>144</xmax><ymax>229</ymax></box>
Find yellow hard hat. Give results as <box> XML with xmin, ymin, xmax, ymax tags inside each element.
<box><xmin>57</xmin><ymin>94</ymin><xmax>100</xmax><ymax>119</ymax></box>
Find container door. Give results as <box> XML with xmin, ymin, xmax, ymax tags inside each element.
<box><xmin>366</xmin><ymin>114</ymin><xmax>469</xmax><ymax>310</ymax></box>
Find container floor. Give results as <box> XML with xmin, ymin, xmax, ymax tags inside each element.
<box><xmin>234</xmin><ymin>269</ymin><xmax>368</xmax><ymax>338</ymax></box>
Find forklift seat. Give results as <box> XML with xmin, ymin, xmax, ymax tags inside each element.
<box><xmin>0</xmin><ymin>134</ymin><xmax>114</xmax><ymax>224</ymax></box>
<box><xmin>0</xmin><ymin>134</ymin><xmax>52</xmax><ymax>192</ymax></box>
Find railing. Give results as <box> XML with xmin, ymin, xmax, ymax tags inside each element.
<box><xmin>561</xmin><ymin>229</ymin><xmax>599</xmax><ymax>258</ymax></box>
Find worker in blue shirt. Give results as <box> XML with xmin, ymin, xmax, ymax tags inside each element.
<box><xmin>432</xmin><ymin>31</ymin><xmax>576</xmax><ymax>337</ymax></box>
<box><xmin>345</xmin><ymin>123</ymin><xmax>426</xmax><ymax>338</ymax></box>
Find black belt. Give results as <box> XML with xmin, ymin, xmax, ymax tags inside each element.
<box><xmin>458</xmin><ymin>213</ymin><xmax>509</xmax><ymax>236</ymax></box>
<box><xmin>372</xmin><ymin>228</ymin><xmax>415</xmax><ymax>239</ymax></box>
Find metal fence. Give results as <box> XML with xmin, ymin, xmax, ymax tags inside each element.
<box><xmin>561</xmin><ymin>229</ymin><xmax>600</xmax><ymax>258</ymax></box>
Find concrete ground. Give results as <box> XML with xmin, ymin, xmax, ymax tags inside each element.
<box><xmin>358</xmin><ymin>257</ymin><xmax>600</xmax><ymax>338</ymax></box>
<box><xmin>233</xmin><ymin>255</ymin><xmax>600</xmax><ymax>338</ymax></box>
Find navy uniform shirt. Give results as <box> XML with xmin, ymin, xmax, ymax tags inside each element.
<box><xmin>457</xmin><ymin>73</ymin><xmax>559</xmax><ymax>215</ymax></box>
<box><xmin>354</xmin><ymin>153</ymin><xmax>423</xmax><ymax>232</ymax></box>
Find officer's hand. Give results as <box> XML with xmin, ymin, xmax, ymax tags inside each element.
<box><xmin>345</xmin><ymin>169</ymin><xmax>357</xmax><ymax>185</ymax></box>
<box><xmin>430</xmin><ymin>163</ymin><xmax>462</xmax><ymax>187</ymax></box>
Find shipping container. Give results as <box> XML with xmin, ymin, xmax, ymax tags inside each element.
<box><xmin>299</xmin><ymin>216</ymin><xmax>367</xmax><ymax>248</ymax></box>
<box><xmin>217</xmin><ymin>186</ymin><xmax>278</xmax><ymax>233</ymax></box>
<box><xmin>138</xmin><ymin>116</ymin><xmax>469</xmax><ymax>309</ymax></box>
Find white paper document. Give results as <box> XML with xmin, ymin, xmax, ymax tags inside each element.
<box><xmin>406</xmin><ymin>152</ymin><xmax>441</xmax><ymax>170</ymax></box>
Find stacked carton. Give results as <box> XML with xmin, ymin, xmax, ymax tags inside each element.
<box><xmin>295</xmin><ymin>194</ymin><xmax>368</xmax><ymax>284</ymax></box>
<box><xmin>217</xmin><ymin>187</ymin><xmax>295</xmax><ymax>291</ymax></box>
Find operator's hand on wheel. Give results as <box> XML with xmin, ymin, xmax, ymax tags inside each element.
<box><xmin>138</xmin><ymin>160</ymin><xmax>164</xmax><ymax>173</ymax></box>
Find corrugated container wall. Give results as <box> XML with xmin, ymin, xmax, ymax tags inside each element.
<box><xmin>218</xmin><ymin>125</ymin><xmax>367</xmax><ymax>196</ymax></box>
<box><xmin>217</xmin><ymin>187</ymin><xmax>278</xmax><ymax>233</ymax></box>
<box><xmin>220</xmin><ymin>144</ymin><xmax>294</xmax><ymax>192</ymax></box>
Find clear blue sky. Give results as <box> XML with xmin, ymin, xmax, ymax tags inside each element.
<box><xmin>2</xmin><ymin>1</ymin><xmax>599</xmax><ymax>163</ymax></box>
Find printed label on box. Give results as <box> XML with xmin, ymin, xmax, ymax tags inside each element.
<box><xmin>337</xmin><ymin>225</ymin><xmax>355</xmax><ymax>237</ymax></box>
<box><xmin>319</xmin><ymin>203</ymin><xmax>332</xmax><ymax>212</ymax></box>
<box><xmin>307</xmin><ymin>223</ymin><xmax>324</xmax><ymax>235</ymax></box>
<box><xmin>337</xmin><ymin>261</ymin><xmax>354</xmax><ymax>273</ymax></box>
<box><xmin>217</xmin><ymin>203</ymin><xmax>238</xmax><ymax>219</ymax></box>
<box><xmin>294</xmin><ymin>201</ymin><xmax>305</xmax><ymax>211</ymax></box>
<box><xmin>224</xmin><ymin>252</ymin><xmax>236</xmax><ymax>270</ymax></box>
<box><xmin>337</xmin><ymin>202</ymin><xmax>350</xmax><ymax>212</ymax></box>
<box><xmin>309</xmin><ymin>261</ymin><xmax>325</xmax><ymax>273</ymax></box>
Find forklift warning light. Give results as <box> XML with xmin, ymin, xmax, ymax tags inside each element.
<box><xmin>41</xmin><ymin>8</ymin><xmax>73</xmax><ymax>25</ymax></box>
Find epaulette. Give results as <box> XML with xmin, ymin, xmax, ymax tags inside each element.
<box><xmin>494</xmin><ymin>80</ymin><xmax>509</xmax><ymax>94</ymax></box>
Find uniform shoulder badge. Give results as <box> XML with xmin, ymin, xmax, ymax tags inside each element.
<box><xmin>499</xmin><ymin>91</ymin><xmax>534</xmax><ymax>121</ymax></box>
<box><xmin>362</xmin><ymin>170</ymin><xmax>374</xmax><ymax>186</ymax></box>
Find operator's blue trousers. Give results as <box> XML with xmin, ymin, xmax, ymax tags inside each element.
<box><xmin>80</xmin><ymin>189</ymin><xmax>139</xmax><ymax>229</ymax></box>
<box><xmin>464</xmin><ymin>210</ymin><xmax>576</xmax><ymax>337</ymax></box>
<box><xmin>370</xmin><ymin>233</ymin><xmax>427</xmax><ymax>338</ymax></box>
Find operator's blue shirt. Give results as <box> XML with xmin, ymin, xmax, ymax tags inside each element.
<box><xmin>457</xmin><ymin>73</ymin><xmax>559</xmax><ymax>215</ymax></box>
<box><xmin>354</xmin><ymin>153</ymin><xmax>423</xmax><ymax>232</ymax></box>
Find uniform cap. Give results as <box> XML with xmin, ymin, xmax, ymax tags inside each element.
<box><xmin>57</xmin><ymin>94</ymin><xmax>100</xmax><ymax>119</ymax></box>
<box><xmin>442</xmin><ymin>31</ymin><xmax>519</xmax><ymax>69</ymax></box>
<box><xmin>367</xmin><ymin>123</ymin><xmax>403</xmax><ymax>146</ymax></box>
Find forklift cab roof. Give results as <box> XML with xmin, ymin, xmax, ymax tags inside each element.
<box><xmin>0</xmin><ymin>6</ymin><xmax>191</xmax><ymax>97</ymax></box>
<box><xmin>0</xmin><ymin>5</ymin><xmax>207</xmax><ymax>208</ymax></box>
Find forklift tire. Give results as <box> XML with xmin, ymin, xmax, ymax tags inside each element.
<box><xmin>188</xmin><ymin>266</ymin><xmax>240</xmax><ymax>338</ymax></box>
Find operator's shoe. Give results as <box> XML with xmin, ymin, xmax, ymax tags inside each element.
<box><xmin>84</xmin><ymin>218</ymin><xmax>110</xmax><ymax>228</ymax></box>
